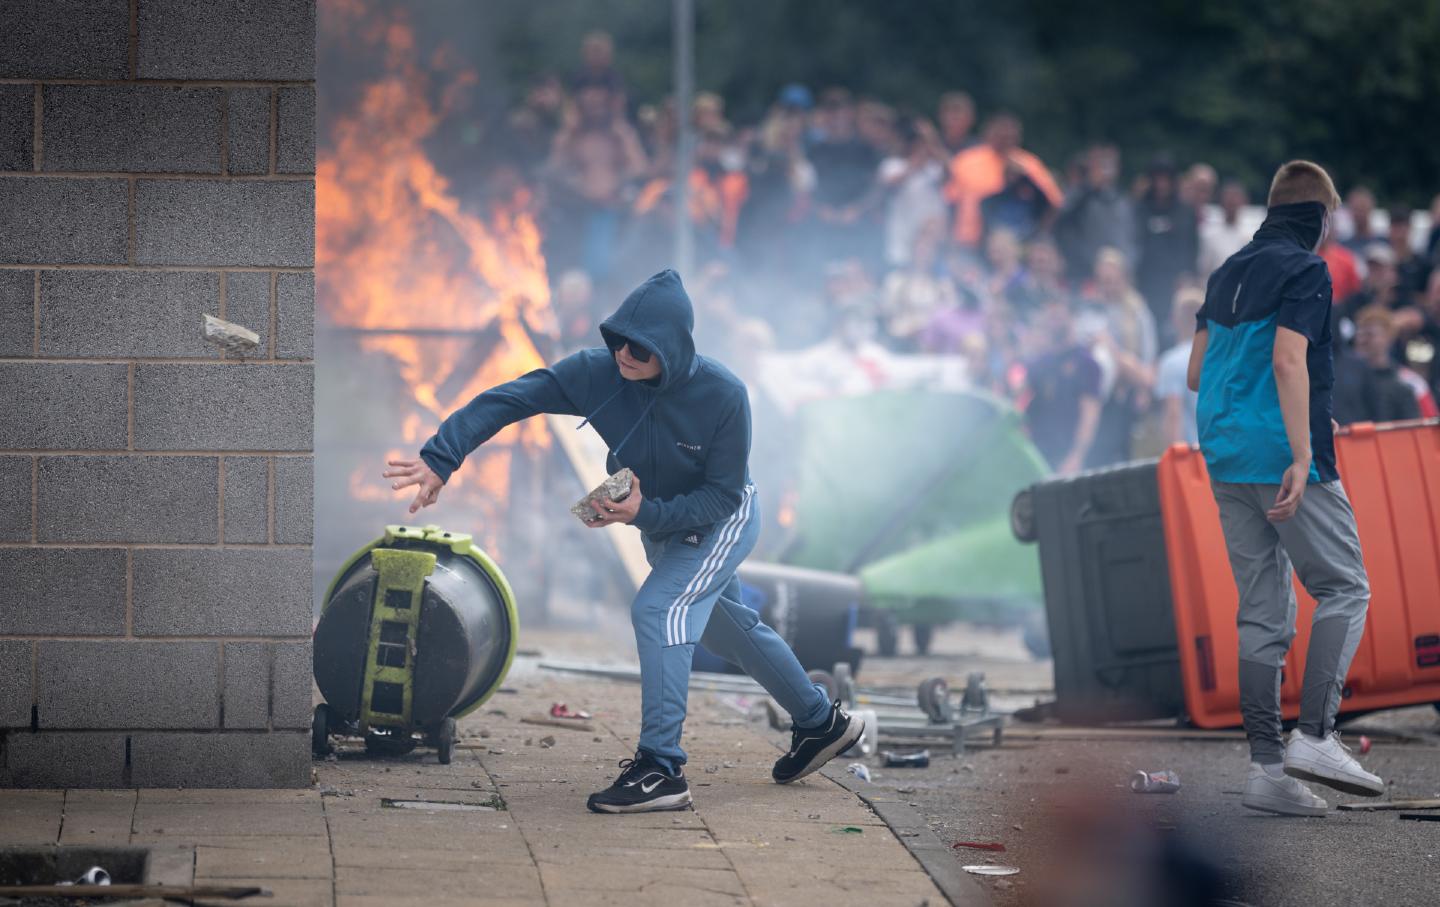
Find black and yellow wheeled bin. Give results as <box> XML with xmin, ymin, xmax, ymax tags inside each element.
<box><xmin>312</xmin><ymin>524</ymin><xmax>519</xmax><ymax>763</ymax></box>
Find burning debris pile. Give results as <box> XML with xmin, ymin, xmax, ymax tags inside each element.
<box><xmin>315</xmin><ymin>0</ymin><xmax>597</xmax><ymax>613</ymax></box>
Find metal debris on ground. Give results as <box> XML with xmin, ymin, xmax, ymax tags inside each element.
<box><xmin>1337</xmin><ymin>798</ymin><xmax>1440</xmax><ymax>812</ymax></box>
<box><xmin>201</xmin><ymin>313</ymin><xmax>260</xmax><ymax>352</ymax></box>
<box><xmin>382</xmin><ymin>798</ymin><xmax>498</xmax><ymax>811</ymax></box>
<box><xmin>521</xmin><ymin>715</ymin><xmax>595</xmax><ymax>732</ymax></box>
<box><xmin>962</xmin><ymin>864</ymin><xmax>1020</xmax><ymax>876</ymax></box>
<box><xmin>883</xmin><ymin>750</ymin><xmax>931</xmax><ymax>768</ymax></box>
<box><xmin>1131</xmin><ymin>770</ymin><xmax>1181</xmax><ymax>793</ymax></box>
<box><xmin>847</xmin><ymin>763</ymin><xmax>871</xmax><ymax>782</ymax></box>
<box><xmin>539</xmin><ymin>735</ymin><xmax>556</xmax><ymax>748</ymax></box>
<box><xmin>952</xmin><ymin>841</ymin><xmax>1006</xmax><ymax>852</ymax></box>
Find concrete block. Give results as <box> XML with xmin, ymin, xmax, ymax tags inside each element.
<box><xmin>0</xmin><ymin>733</ymin><xmax>128</xmax><ymax>788</ymax></box>
<box><xmin>134</xmin><ymin>180</ymin><xmax>315</xmax><ymax>267</ymax></box>
<box><xmin>38</xmin><ymin>456</ymin><xmax>219</xmax><ymax>544</ymax></box>
<box><xmin>131</xmin><ymin>731</ymin><xmax>310</xmax><ymax>788</ymax></box>
<box><xmin>222</xmin><ymin>271</ymin><xmax>271</xmax><ymax>355</ymax></box>
<box><xmin>138</xmin><ymin>0</ymin><xmax>315</xmax><ymax>80</ymax></box>
<box><xmin>132</xmin><ymin>548</ymin><xmax>312</xmax><ymax>636</ymax></box>
<box><xmin>0</xmin><ymin>456</ymin><xmax>29</xmax><ymax>541</ymax></box>
<box><xmin>0</xmin><ymin>0</ymin><xmax>129</xmax><ymax>78</ymax></box>
<box><xmin>133</xmin><ymin>363</ymin><xmax>313</xmax><ymax>451</ymax></box>
<box><xmin>0</xmin><ymin>362</ymin><xmax>128</xmax><ymax>449</ymax></box>
<box><xmin>223</xmin><ymin>642</ymin><xmax>270</xmax><ymax>729</ymax></box>
<box><xmin>227</xmin><ymin>88</ymin><xmax>271</xmax><ymax>176</ymax></box>
<box><xmin>0</xmin><ymin>177</ymin><xmax>128</xmax><ymax>264</ymax></box>
<box><xmin>0</xmin><ymin>270</ymin><xmax>33</xmax><ymax>356</ymax></box>
<box><xmin>223</xmin><ymin>456</ymin><xmax>269</xmax><ymax>543</ymax></box>
<box><xmin>39</xmin><ymin>270</ymin><xmax>221</xmax><ymax>358</ymax></box>
<box><xmin>0</xmin><ymin>640</ymin><xmax>33</xmax><ymax>727</ymax></box>
<box><xmin>275</xmin><ymin>87</ymin><xmax>314</xmax><ymax>173</ymax></box>
<box><xmin>271</xmin><ymin>640</ymin><xmax>313</xmax><ymax>729</ymax></box>
<box><xmin>273</xmin><ymin>456</ymin><xmax>312</xmax><ymax>544</ymax></box>
<box><xmin>0</xmin><ymin>547</ymin><xmax>127</xmax><ymax>635</ymax></box>
<box><xmin>0</xmin><ymin>85</ymin><xmax>33</xmax><ymax>171</ymax></box>
<box><xmin>275</xmin><ymin>272</ymin><xmax>313</xmax><ymax>359</ymax></box>
<box><xmin>37</xmin><ymin>640</ymin><xmax>220</xmax><ymax>729</ymax></box>
<box><xmin>42</xmin><ymin>86</ymin><xmax>222</xmax><ymax>174</ymax></box>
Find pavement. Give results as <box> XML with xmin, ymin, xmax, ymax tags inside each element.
<box><xmin>4</xmin><ymin>619</ymin><xmax>1435</xmax><ymax>907</ymax></box>
<box><xmin>0</xmin><ymin>630</ymin><xmax>970</xmax><ymax>907</ymax></box>
<box><xmin>844</xmin><ymin>625</ymin><xmax>1440</xmax><ymax>907</ymax></box>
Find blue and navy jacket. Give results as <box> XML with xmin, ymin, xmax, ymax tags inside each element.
<box><xmin>1196</xmin><ymin>201</ymin><xmax>1337</xmax><ymax>485</ymax></box>
<box><xmin>420</xmin><ymin>269</ymin><xmax>753</xmax><ymax>538</ymax></box>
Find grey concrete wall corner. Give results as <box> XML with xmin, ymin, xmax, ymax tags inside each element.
<box><xmin>0</xmin><ymin>0</ymin><xmax>317</xmax><ymax>789</ymax></box>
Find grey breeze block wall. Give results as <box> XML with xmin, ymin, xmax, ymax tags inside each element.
<box><xmin>0</xmin><ymin>0</ymin><xmax>316</xmax><ymax>788</ymax></box>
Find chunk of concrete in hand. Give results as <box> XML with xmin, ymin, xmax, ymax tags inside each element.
<box><xmin>203</xmin><ymin>314</ymin><xmax>261</xmax><ymax>353</ymax></box>
<box><xmin>571</xmin><ymin>468</ymin><xmax>634</xmax><ymax>524</ymax></box>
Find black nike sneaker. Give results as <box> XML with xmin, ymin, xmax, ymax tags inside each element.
<box><xmin>772</xmin><ymin>700</ymin><xmax>865</xmax><ymax>784</ymax></box>
<box><xmin>586</xmin><ymin>751</ymin><xmax>692</xmax><ymax>814</ymax></box>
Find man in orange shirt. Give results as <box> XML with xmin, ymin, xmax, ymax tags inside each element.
<box><xmin>945</xmin><ymin>113</ymin><xmax>1063</xmax><ymax>248</ymax></box>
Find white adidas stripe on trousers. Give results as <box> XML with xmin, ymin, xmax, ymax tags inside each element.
<box><xmin>665</xmin><ymin>485</ymin><xmax>755</xmax><ymax>647</ymax></box>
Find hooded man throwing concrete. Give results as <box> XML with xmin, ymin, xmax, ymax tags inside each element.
<box><xmin>385</xmin><ymin>270</ymin><xmax>863</xmax><ymax>813</ymax></box>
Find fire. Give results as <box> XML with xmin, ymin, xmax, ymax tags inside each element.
<box><xmin>317</xmin><ymin>0</ymin><xmax>554</xmax><ymax>532</ymax></box>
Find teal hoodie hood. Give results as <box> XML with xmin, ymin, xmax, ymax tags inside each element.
<box><xmin>421</xmin><ymin>269</ymin><xmax>754</xmax><ymax>538</ymax></box>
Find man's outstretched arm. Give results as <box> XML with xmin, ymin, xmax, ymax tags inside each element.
<box><xmin>420</xmin><ymin>365</ymin><xmax>587</xmax><ymax>482</ymax></box>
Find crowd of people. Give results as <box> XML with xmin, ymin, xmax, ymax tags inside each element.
<box><xmin>497</xmin><ymin>32</ymin><xmax>1440</xmax><ymax>475</ymax></box>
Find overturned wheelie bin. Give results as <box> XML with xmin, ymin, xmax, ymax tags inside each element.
<box><xmin>312</xmin><ymin>524</ymin><xmax>519</xmax><ymax>763</ymax></box>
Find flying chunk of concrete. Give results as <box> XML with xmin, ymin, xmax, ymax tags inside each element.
<box><xmin>571</xmin><ymin>468</ymin><xmax>634</xmax><ymax>524</ymax></box>
<box><xmin>203</xmin><ymin>314</ymin><xmax>260</xmax><ymax>353</ymax></box>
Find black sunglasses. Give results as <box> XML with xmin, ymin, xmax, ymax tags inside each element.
<box><xmin>607</xmin><ymin>335</ymin><xmax>653</xmax><ymax>363</ymax></box>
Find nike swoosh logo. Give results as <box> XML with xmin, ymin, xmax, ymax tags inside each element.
<box><xmin>641</xmin><ymin>776</ymin><xmax>663</xmax><ymax>793</ymax></box>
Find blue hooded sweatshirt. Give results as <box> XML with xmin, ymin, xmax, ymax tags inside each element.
<box><xmin>1196</xmin><ymin>201</ymin><xmax>1336</xmax><ymax>485</ymax></box>
<box><xmin>419</xmin><ymin>270</ymin><xmax>753</xmax><ymax>538</ymax></box>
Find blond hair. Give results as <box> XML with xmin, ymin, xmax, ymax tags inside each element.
<box><xmin>1268</xmin><ymin>160</ymin><xmax>1340</xmax><ymax>210</ymax></box>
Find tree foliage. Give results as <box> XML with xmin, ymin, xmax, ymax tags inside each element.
<box><xmin>492</xmin><ymin>0</ymin><xmax>1440</xmax><ymax>203</ymax></box>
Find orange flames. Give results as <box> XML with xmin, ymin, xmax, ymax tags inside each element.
<box><xmin>317</xmin><ymin>1</ymin><xmax>554</xmax><ymax>528</ymax></box>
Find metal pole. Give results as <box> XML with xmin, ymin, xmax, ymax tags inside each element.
<box><xmin>672</xmin><ymin>0</ymin><xmax>695</xmax><ymax>278</ymax></box>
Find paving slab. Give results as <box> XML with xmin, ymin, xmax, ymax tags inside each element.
<box><xmin>334</xmin><ymin>864</ymin><xmax>544</xmax><ymax>900</ymax></box>
<box><xmin>58</xmin><ymin>788</ymin><xmax>135</xmax><ymax>845</ymax></box>
<box><xmin>131</xmin><ymin>801</ymin><xmax>328</xmax><ymax>837</ymax></box>
<box><xmin>195</xmin><ymin>844</ymin><xmax>334</xmax><ymax>880</ymax></box>
<box><xmin>192</xmin><ymin>875</ymin><xmax>334</xmax><ymax>907</ymax></box>
<box><xmin>331</xmin><ymin>844</ymin><xmax>537</xmax><ymax>871</ymax></box>
<box><xmin>0</xmin><ymin>791</ymin><xmax>63</xmax><ymax>844</ymax></box>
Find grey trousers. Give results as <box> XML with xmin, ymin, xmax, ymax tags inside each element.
<box><xmin>1210</xmin><ymin>480</ymin><xmax>1370</xmax><ymax>763</ymax></box>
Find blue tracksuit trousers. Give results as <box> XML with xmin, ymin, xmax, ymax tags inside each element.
<box><xmin>634</xmin><ymin>485</ymin><xmax>831</xmax><ymax>773</ymax></box>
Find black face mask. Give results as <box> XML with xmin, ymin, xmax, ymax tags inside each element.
<box><xmin>607</xmin><ymin>335</ymin><xmax>653</xmax><ymax>362</ymax></box>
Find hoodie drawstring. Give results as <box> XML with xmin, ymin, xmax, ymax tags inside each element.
<box><xmin>576</xmin><ymin>386</ymin><xmax>626</xmax><ymax>432</ymax></box>
<box><xmin>609</xmin><ymin>394</ymin><xmax>659</xmax><ymax>462</ymax></box>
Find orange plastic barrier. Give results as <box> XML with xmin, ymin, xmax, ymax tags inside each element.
<box><xmin>1158</xmin><ymin>420</ymin><xmax>1440</xmax><ymax>728</ymax></box>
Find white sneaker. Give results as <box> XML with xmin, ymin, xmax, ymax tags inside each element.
<box><xmin>1283</xmin><ymin>728</ymin><xmax>1385</xmax><ymax>797</ymax></box>
<box><xmin>1242</xmin><ymin>762</ymin><xmax>1328</xmax><ymax>817</ymax></box>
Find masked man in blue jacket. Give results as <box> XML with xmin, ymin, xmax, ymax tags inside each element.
<box><xmin>385</xmin><ymin>270</ymin><xmax>864</xmax><ymax>813</ymax></box>
<box><xmin>1187</xmin><ymin>161</ymin><xmax>1383</xmax><ymax>817</ymax></box>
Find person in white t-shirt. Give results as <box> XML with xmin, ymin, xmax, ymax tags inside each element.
<box><xmin>1199</xmin><ymin>181</ymin><xmax>1250</xmax><ymax>277</ymax></box>
<box><xmin>1154</xmin><ymin>286</ymin><xmax>1205</xmax><ymax>445</ymax></box>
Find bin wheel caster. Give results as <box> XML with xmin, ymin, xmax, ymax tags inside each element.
<box><xmin>311</xmin><ymin>704</ymin><xmax>333</xmax><ymax>757</ymax></box>
<box><xmin>436</xmin><ymin>717</ymin><xmax>456</xmax><ymax>765</ymax></box>
<box><xmin>831</xmin><ymin>662</ymin><xmax>856</xmax><ymax>709</ymax></box>
<box><xmin>876</xmin><ymin>612</ymin><xmax>899</xmax><ymax>657</ymax></box>
<box><xmin>807</xmin><ymin>669</ymin><xmax>839</xmax><ymax>703</ymax></box>
<box><xmin>912</xmin><ymin>623</ymin><xmax>934</xmax><ymax>656</ymax></box>
<box><xmin>917</xmin><ymin>677</ymin><xmax>951</xmax><ymax>723</ymax></box>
